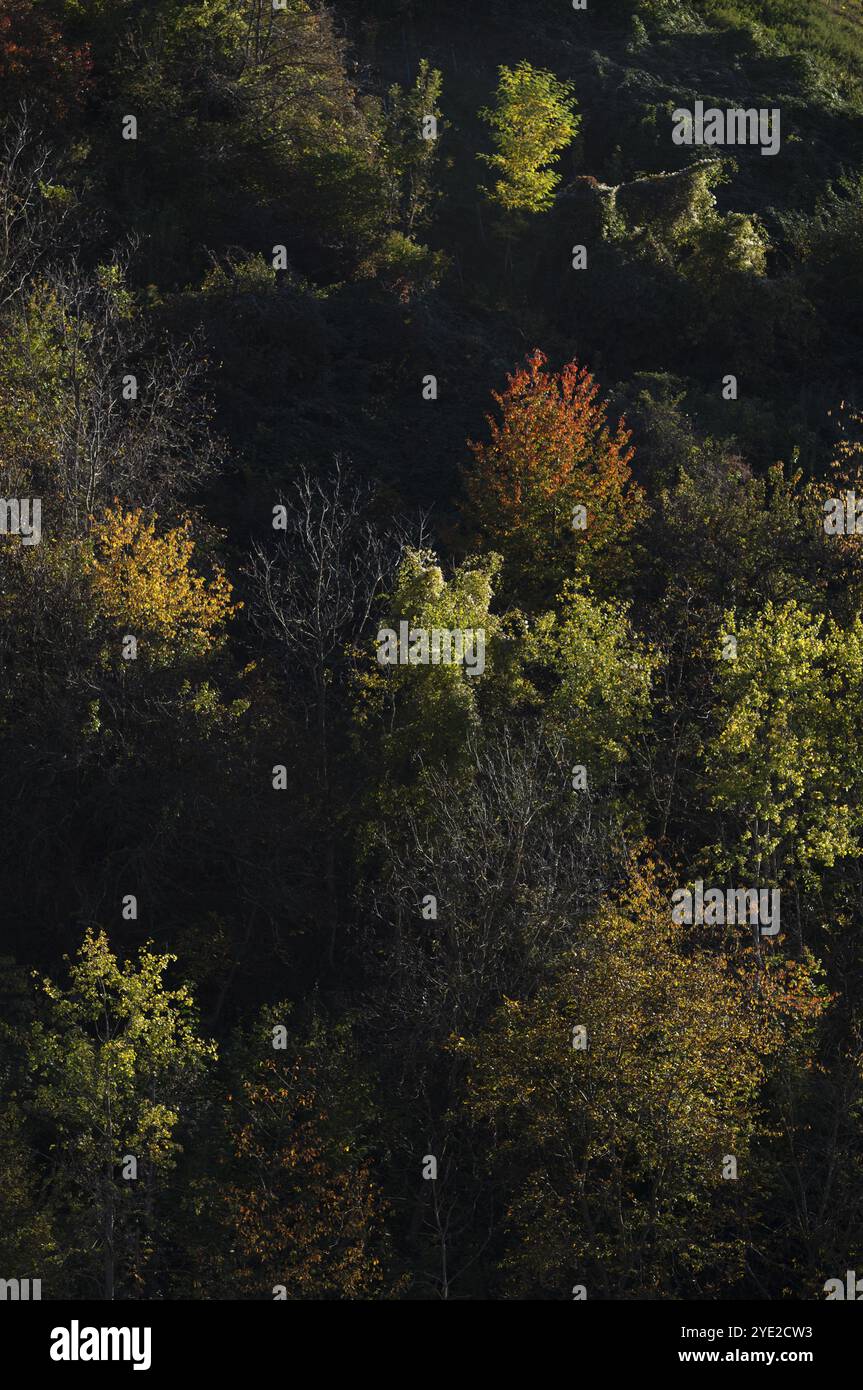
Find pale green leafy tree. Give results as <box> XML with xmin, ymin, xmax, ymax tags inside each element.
<box><xmin>353</xmin><ymin>547</ymin><xmax>536</xmax><ymax>833</ymax></box>
<box><xmin>25</xmin><ymin>930</ymin><xmax>216</xmax><ymax>1299</ymax></box>
<box><xmin>704</xmin><ymin>600</ymin><xmax>863</xmax><ymax>883</ymax></box>
<box><xmin>357</xmin><ymin>548</ymin><xmax>500</xmax><ymax>773</ymax></box>
<box><xmin>527</xmin><ymin>580</ymin><xmax>658</xmax><ymax>784</ymax></box>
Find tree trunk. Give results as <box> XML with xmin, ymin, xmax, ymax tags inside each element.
<box><xmin>103</xmin><ymin>1176</ymin><xmax>115</xmax><ymax>1300</ymax></box>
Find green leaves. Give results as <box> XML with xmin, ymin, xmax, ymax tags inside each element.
<box><xmin>479</xmin><ymin>62</ymin><xmax>579</xmax><ymax>214</ymax></box>
<box><xmin>27</xmin><ymin>928</ymin><xmax>216</xmax><ymax>1176</ymax></box>
<box><xmin>527</xmin><ymin>581</ymin><xmax>657</xmax><ymax>780</ymax></box>
<box><xmin>360</xmin><ymin>546</ymin><xmax>501</xmax><ymax>775</ymax></box>
<box><xmin>704</xmin><ymin>600</ymin><xmax>863</xmax><ymax>879</ymax></box>
<box><xmin>379</xmin><ymin>59</ymin><xmax>443</xmax><ymax>232</ymax></box>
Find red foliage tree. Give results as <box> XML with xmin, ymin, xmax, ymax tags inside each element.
<box><xmin>465</xmin><ymin>349</ymin><xmax>642</xmax><ymax>602</ymax></box>
<box><xmin>0</xmin><ymin>1</ymin><xmax>91</xmax><ymax>121</ymax></box>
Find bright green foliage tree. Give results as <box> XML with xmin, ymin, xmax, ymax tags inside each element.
<box><xmin>24</xmin><ymin>930</ymin><xmax>216</xmax><ymax>1299</ymax></box>
<box><xmin>526</xmin><ymin>580</ymin><xmax>657</xmax><ymax>782</ymax></box>
<box><xmin>459</xmin><ymin>861</ymin><xmax>824</xmax><ymax>1297</ymax></box>
<box><xmin>355</xmin><ymin>547</ymin><xmax>509</xmax><ymax>793</ymax></box>
<box><xmin>703</xmin><ymin>600</ymin><xmax>863</xmax><ymax>882</ymax></box>
<box><xmin>479</xmin><ymin>62</ymin><xmax>579</xmax><ymax>214</ymax></box>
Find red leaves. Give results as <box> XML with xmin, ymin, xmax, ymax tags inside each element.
<box><xmin>0</xmin><ymin>1</ymin><xmax>92</xmax><ymax>121</ymax></box>
<box><xmin>465</xmin><ymin>348</ymin><xmax>642</xmax><ymax>599</ymax></box>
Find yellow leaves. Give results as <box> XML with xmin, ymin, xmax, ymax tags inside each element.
<box><xmin>479</xmin><ymin>63</ymin><xmax>580</xmax><ymax>214</ymax></box>
<box><xmin>706</xmin><ymin>598</ymin><xmax>863</xmax><ymax>877</ymax></box>
<box><xmin>88</xmin><ymin>505</ymin><xmax>239</xmax><ymax>663</ymax></box>
<box><xmin>459</xmin><ymin>850</ymin><xmax>827</xmax><ymax>1294</ymax></box>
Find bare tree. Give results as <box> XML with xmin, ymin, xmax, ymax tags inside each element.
<box><xmin>247</xmin><ymin>462</ymin><xmax>427</xmax><ymax>963</ymax></box>
<box><xmin>359</xmin><ymin>725</ymin><xmax>617</xmax><ymax>1297</ymax></box>
<box><xmin>365</xmin><ymin>723</ymin><xmax>615</xmax><ymax>1042</ymax></box>
<box><xmin>0</xmin><ymin>107</ymin><xmax>79</xmax><ymax>310</ymax></box>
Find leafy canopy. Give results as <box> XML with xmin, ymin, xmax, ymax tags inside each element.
<box><xmin>479</xmin><ymin>62</ymin><xmax>579</xmax><ymax>214</ymax></box>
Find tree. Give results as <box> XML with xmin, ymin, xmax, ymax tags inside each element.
<box><xmin>380</xmin><ymin>59</ymin><xmax>443</xmax><ymax>233</ymax></box>
<box><xmin>702</xmin><ymin>600</ymin><xmax>863</xmax><ymax>892</ymax></box>
<box><xmin>459</xmin><ymin>859</ymin><xmax>824</xmax><ymax>1297</ymax></box>
<box><xmin>89</xmin><ymin>506</ymin><xmax>239</xmax><ymax>666</ymax></box>
<box><xmin>220</xmin><ymin>1013</ymin><xmax>388</xmax><ymax>1299</ymax></box>
<box><xmin>366</xmin><ymin>725</ymin><xmax>615</xmax><ymax>1040</ymax></box>
<box><xmin>526</xmin><ymin>579</ymin><xmax>657</xmax><ymax>787</ymax></box>
<box><xmin>0</xmin><ymin>259</ymin><xmax>220</xmax><ymax>531</ymax></box>
<box><xmin>23</xmin><ymin>929</ymin><xmax>216</xmax><ymax>1299</ymax></box>
<box><xmin>0</xmin><ymin>1</ymin><xmax>91</xmax><ymax>121</ymax></box>
<box><xmin>247</xmin><ymin>464</ymin><xmax>413</xmax><ymax>964</ymax></box>
<box><xmin>479</xmin><ymin>62</ymin><xmax>579</xmax><ymax>215</ymax></box>
<box><xmin>354</xmin><ymin>546</ymin><xmax>511</xmax><ymax>814</ymax></box>
<box><xmin>0</xmin><ymin>506</ymin><xmax>248</xmax><ymax>982</ymax></box>
<box><xmin>362</xmin><ymin>725</ymin><xmax>617</xmax><ymax>1298</ymax></box>
<box><xmin>465</xmin><ymin>350</ymin><xmax>642</xmax><ymax>605</ymax></box>
<box><xmin>99</xmin><ymin>0</ymin><xmax>389</xmax><ymax>281</ymax></box>
<box><xmin>0</xmin><ymin>111</ymin><xmax>78</xmax><ymax>310</ymax></box>
<box><xmin>0</xmin><ymin>1103</ymin><xmax>61</xmax><ymax>1286</ymax></box>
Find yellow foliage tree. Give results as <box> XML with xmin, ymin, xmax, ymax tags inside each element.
<box><xmin>88</xmin><ymin>506</ymin><xmax>239</xmax><ymax>664</ymax></box>
<box><xmin>458</xmin><ymin>857</ymin><xmax>826</xmax><ymax>1297</ymax></box>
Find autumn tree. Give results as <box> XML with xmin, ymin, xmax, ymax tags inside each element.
<box><xmin>459</xmin><ymin>860</ymin><xmax>825</xmax><ymax>1297</ymax></box>
<box><xmin>0</xmin><ymin>1</ymin><xmax>91</xmax><ymax>121</ymax></box>
<box><xmin>89</xmin><ymin>505</ymin><xmax>239</xmax><ymax>667</ymax></box>
<box><xmin>465</xmin><ymin>350</ymin><xmax>643</xmax><ymax>605</ymax></box>
<box><xmin>221</xmin><ymin>1012</ymin><xmax>387</xmax><ymax>1299</ymax></box>
<box><xmin>0</xmin><ymin>508</ymin><xmax>246</xmax><ymax>980</ymax></box>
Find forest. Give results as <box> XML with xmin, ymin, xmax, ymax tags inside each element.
<box><xmin>1</xmin><ymin>0</ymin><xmax>863</xmax><ymax>1302</ymax></box>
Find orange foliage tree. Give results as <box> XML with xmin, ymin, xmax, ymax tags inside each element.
<box><xmin>464</xmin><ymin>349</ymin><xmax>643</xmax><ymax>603</ymax></box>
<box><xmin>224</xmin><ymin>1053</ymin><xmax>387</xmax><ymax>1300</ymax></box>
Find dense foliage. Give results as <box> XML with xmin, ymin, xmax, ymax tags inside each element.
<box><xmin>1</xmin><ymin>0</ymin><xmax>863</xmax><ymax>1300</ymax></box>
